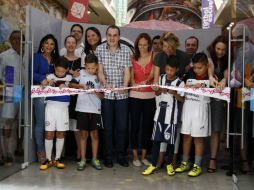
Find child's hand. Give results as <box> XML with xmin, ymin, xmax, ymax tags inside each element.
<box><xmin>59</xmin><ymin>84</ymin><xmax>66</xmax><ymax>89</ymax></box>
<box><xmin>167</xmin><ymin>89</ymin><xmax>176</xmax><ymax>95</ymax></box>
<box><xmin>72</xmin><ymin>69</ymin><xmax>80</xmax><ymax>78</ymax></box>
<box><xmin>48</xmin><ymin>80</ymin><xmax>55</xmax><ymax>86</ymax></box>
<box><xmin>81</xmin><ymin>84</ymin><xmax>88</xmax><ymax>90</ymax></box>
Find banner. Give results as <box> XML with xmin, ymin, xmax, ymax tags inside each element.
<box><xmin>202</xmin><ymin>0</ymin><xmax>214</xmax><ymax>29</ymax></box>
<box><xmin>67</xmin><ymin>0</ymin><xmax>89</xmax><ymax>23</ymax></box>
<box><xmin>31</xmin><ymin>85</ymin><xmax>231</xmax><ymax>102</ymax></box>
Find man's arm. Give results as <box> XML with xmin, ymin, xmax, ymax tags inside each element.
<box><xmin>98</xmin><ymin>64</ymin><xmax>107</xmax><ymax>86</ymax></box>
<box><xmin>123</xmin><ymin>67</ymin><xmax>131</xmax><ymax>87</ymax></box>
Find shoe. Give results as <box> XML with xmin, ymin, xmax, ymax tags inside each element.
<box><xmin>188</xmin><ymin>164</ymin><xmax>202</xmax><ymax>177</ymax></box>
<box><xmin>92</xmin><ymin>159</ymin><xmax>103</xmax><ymax>170</ymax></box>
<box><xmin>175</xmin><ymin>161</ymin><xmax>190</xmax><ymax>173</ymax></box>
<box><xmin>141</xmin><ymin>159</ymin><xmax>151</xmax><ymax>166</ymax></box>
<box><xmin>142</xmin><ymin>165</ymin><xmax>156</xmax><ymax>175</ymax></box>
<box><xmin>207</xmin><ymin>158</ymin><xmax>216</xmax><ymax>173</ymax></box>
<box><xmin>77</xmin><ymin>159</ymin><xmax>86</xmax><ymax>171</ymax></box>
<box><xmin>166</xmin><ymin>164</ymin><xmax>175</xmax><ymax>176</ymax></box>
<box><xmin>54</xmin><ymin>159</ymin><xmax>65</xmax><ymax>169</ymax></box>
<box><xmin>40</xmin><ymin>159</ymin><xmax>53</xmax><ymax>170</ymax></box>
<box><xmin>117</xmin><ymin>158</ymin><xmax>129</xmax><ymax>167</ymax></box>
<box><xmin>133</xmin><ymin>159</ymin><xmax>142</xmax><ymax>167</ymax></box>
<box><xmin>104</xmin><ymin>159</ymin><xmax>113</xmax><ymax>168</ymax></box>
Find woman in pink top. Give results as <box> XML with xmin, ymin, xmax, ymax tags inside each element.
<box><xmin>130</xmin><ymin>33</ymin><xmax>156</xmax><ymax>167</ymax></box>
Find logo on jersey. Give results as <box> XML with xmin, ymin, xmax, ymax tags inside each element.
<box><xmin>86</xmin><ymin>81</ymin><xmax>95</xmax><ymax>89</ymax></box>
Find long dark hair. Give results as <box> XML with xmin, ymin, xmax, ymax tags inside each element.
<box><xmin>84</xmin><ymin>27</ymin><xmax>102</xmax><ymax>54</ymax></box>
<box><xmin>133</xmin><ymin>33</ymin><xmax>152</xmax><ymax>60</ymax></box>
<box><xmin>37</xmin><ymin>34</ymin><xmax>59</xmax><ymax>63</ymax></box>
<box><xmin>207</xmin><ymin>35</ymin><xmax>228</xmax><ymax>72</ymax></box>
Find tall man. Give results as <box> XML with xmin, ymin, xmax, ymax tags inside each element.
<box><xmin>97</xmin><ymin>25</ymin><xmax>132</xmax><ymax>168</ymax></box>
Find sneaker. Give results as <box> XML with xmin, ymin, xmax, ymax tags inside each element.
<box><xmin>133</xmin><ymin>159</ymin><xmax>142</xmax><ymax>167</ymax></box>
<box><xmin>77</xmin><ymin>159</ymin><xmax>86</xmax><ymax>171</ymax></box>
<box><xmin>92</xmin><ymin>159</ymin><xmax>102</xmax><ymax>170</ymax></box>
<box><xmin>142</xmin><ymin>165</ymin><xmax>156</xmax><ymax>176</ymax></box>
<box><xmin>175</xmin><ymin>161</ymin><xmax>190</xmax><ymax>173</ymax></box>
<box><xmin>54</xmin><ymin>159</ymin><xmax>65</xmax><ymax>169</ymax></box>
<box><xmin>40</xmin><ymin>160</ymin><xmax>53</xmax><ymax>170</ymax></box>
<box><xmin>188</xmin><ymin>164</ymin><xmax>202</xmax><ymax>177</ymax></box>
<box><xmin>141</xmin><ymin>159</ymin><xmax>151</xmax><ymax>166</ymax></box>
<box><xmin>166</xmin><ymin>164</ymin><xmax>175</xmax><ymax>176</ymax></box>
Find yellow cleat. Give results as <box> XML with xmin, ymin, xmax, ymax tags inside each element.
<box><xmin>175</xmin><ymin>161</ymin><xmax>190</xmax><ymax>173</ymax></box>
<box><xmin>188</xmin><ymin>164</ymin><xmax>202</xmax><ymax>177</ymax></box>
<box><xmin>40</xmin><ymin>160</ymin><xmax>53</xmax><ymax>170</ymax></box>
<box><xmin>54</xmin><ymin>159</ymin><xmax>65</xmax><ymax>169</ymax></box>
<box><xmin>166</xmin><ymin>164</ymin><xmax>175</xmax><ymax>176</ymax></box>
<box><xmin>142</xmin><ymin>165</ymin><xmax>156</xmax><ymax>176</ymax></box>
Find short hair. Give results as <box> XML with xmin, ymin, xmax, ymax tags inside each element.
<box><xmin>185</xmin><ymin>36</ymin><xmax>199</xmax><ymax>48</ymax></box>
<box><xmin>64</xmin><ymin>35</ymin><xmax>77</xmax><ymax>45</ymax></box>
<box><xmin>152</xmin><ymin>35</ymin><xmax>161</xmax><ymax>43</ymax></box>
<box><xmin>85</xmin><ymin>54</ymin><xmax>98</xmax><ymax>65</ymax></box>
<box><xmin>55</xmin><ymin>56</ymin><xmax>69</xmax><ymax>69</ymax></box>
<box><xmin>161</xmin><ymin>32</ymin><xmax>180</xmax><ymax>50</ymax></box>
<box><xmin>70</xmin><ymin>24</ymin><xmax>84</xmax><ymax>34</ymax></box>
<box><xmin>9</xmin><ymin>30</ymin><xmax>25</xmax><ymax>41</ymax></box>
<box><xmin>166</xmin><ymin>56</ymin><xmax>179</xmax><ymax>69</ymax></box>
<box><xmin>106</xmin><ymin>25</ymin><xmax>120</xmax><ymax>36</ymax></box>
<box><xmin>192</xmin><ymin>52</ymin><xmax>208</xmax><ymax>65</ymax></box>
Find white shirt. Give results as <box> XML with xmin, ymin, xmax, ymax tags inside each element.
<box><xmin>185</xmin><ymin>79</ymin><xmax>210</xmax><ymax>103</ymax></box>
<box><xmin>0</xmin><ymin>48</ymin><xmax>22</xmax><ymax>85</ymax></box>
<box><xmin>75</xmin><ymin>70</ymin><xmax>102</xmax><ymax>114</ymax></box>
<box><xmin>154</xmin><ymin>76</ymin><xmax>184</xmax><ymax>124</ymax></box>
<box><xmin>60</xmin><ymin>42</ymin><xmax>85</xmax><ymax>65</ymax></box>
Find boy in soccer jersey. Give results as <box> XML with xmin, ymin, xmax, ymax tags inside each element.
<box><xmin>175</xmin><ymin>52</ymin><xmax>210</xmax><ymax>177</ymax></box>
<box><xmin>40</xmin><ymin>57</ymin><xmax>72</xmax><ymax>170</ymax></box>
<box><xmin>142</xmin><ymin>60</ymin><xmax>184</xmax><ymax>176</ymax></box>
<box><xmin>70</xmin><ymin>54</ymin><xmax>103</xmax><ymax>171</ymax></box>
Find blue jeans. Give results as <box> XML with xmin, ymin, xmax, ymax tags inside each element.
<box><xmin>102</xmin><ymin>99</ymin><xmax>128</xmax><ymax>161</ymax></box>
<box><xmin>33</xmin><ymin>97</ymin><xmax>45</xmax><ymax>152</ymax></box>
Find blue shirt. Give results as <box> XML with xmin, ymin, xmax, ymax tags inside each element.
<box><xmin>33</xmin><ymin>53</ymin><xmax>54</xmax><ymax>85</ymax></box>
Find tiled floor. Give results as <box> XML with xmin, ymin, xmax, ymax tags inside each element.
<box><xmin>0</xmin><ymin>161</ymin><xmax>243</xmax><ymax>190</ymax></box>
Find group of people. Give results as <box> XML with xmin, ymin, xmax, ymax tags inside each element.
<box><xmin>2</xmin><ymin>22</ymin><xmax>252</xmax><ymax>178</ymax></box>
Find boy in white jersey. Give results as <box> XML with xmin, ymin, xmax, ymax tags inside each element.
<box><xmin>142</xmin><ymin>61</ymin><xmax>184</xmax><ymax>176</ymax></box>
<box><xmin>70</xmin><ymin>54</ymin><xmax>103</xmax><ymax>171</ymax></box>
<box><xmin>175</xmin><ymin>52</ymin><xmax>210</xmax><ymax>177</ymax></box>
<box><xmin>40</xmin><ymin>57</ymin><xmax>72</xmax><ymax>170</ymax></box>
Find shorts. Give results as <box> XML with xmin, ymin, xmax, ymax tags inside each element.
<box><xmin>76</xmin><ymin>112</ymin><xmax>102</xmax><ymax>131</ymax></box>
<box><xmin>1</xmin><ymin>103</ymin><xmax>19</xmax><ymax>119</ymax></box>
<box><xmin>45</xmin><ymin>101</ymin><xmax>69</xmax><ymax>131</ymax></box>
<box><xmin>181</xmin><ymin>101</ymin><xmax>211</xmax><ymax>137</ymax></box>
<box><xmin>69</xmin><ymin>119</ymin><xmax>79</xmax><ymax>132</ymax></box>
<box><xmin>152</xmin><ymin>121</ymin><xmax>177</xmax><ymax>144</ymax></box>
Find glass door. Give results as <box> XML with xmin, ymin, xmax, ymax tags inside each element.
<box><xmin>0</xmin><ymin>29</ymin><xmax>25</xmax><ymax>180</ymax></box>
<box><xmin>227</xmin><ymin>23</ymin><xmax>254</xmax><ymax>188</ymax></box>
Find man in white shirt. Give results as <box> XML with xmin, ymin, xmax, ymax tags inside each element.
<box><xmin>0</xmin><ymin>30</ymin><xmax>24</xmax><ymax>164</ymax></box>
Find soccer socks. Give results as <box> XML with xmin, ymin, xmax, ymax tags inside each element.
<box><xmin>55</xmin><ymin>138</ymin><xmax>64</xmax><ymax>160</ymax></box>
<box><xmin>183</xmin><ymin>155</ymin><xmax>189</xmax><ymax>163</ymax></box>
<box><xmin>45</xmin><ymin>139</ymin><xmax>53</xmax><ymax>161</ymax></box>
<box><xmin>194</xmin><ymin>155</ymin><xmax>202</xmax><ymax>166</ymax></box>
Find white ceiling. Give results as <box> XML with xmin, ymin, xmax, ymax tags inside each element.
<box><xmin>55</xmin><ymin>0</ymin><xmax>115</xmax><ymax>25</ymax></box>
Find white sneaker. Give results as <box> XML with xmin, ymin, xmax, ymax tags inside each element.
<box><xmin>141</xmin><ymin>159</ymin><xmax>151</xmax><ymax>166</ymax></box>
<box><xmin>133</xmin><ymin>159</ymin><xmax>142</xmax><ymax>167</ymax></box>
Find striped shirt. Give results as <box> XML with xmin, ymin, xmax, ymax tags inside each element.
<box><xmin>96</xmin><ymin>43</ymin><xmax>132</xmax><ymax>100</ymax></box>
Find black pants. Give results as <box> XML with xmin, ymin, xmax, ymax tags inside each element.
<box><xmin>129</xmin><ymin>97</ymin><xmax>156</xmax><ymax>150</ymax></box>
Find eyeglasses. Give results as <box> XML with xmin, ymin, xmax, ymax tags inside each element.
<box><xmin>71</xmin><ymin>30</ymin><xmax>82</xmax><ymax>34</ymax></box>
